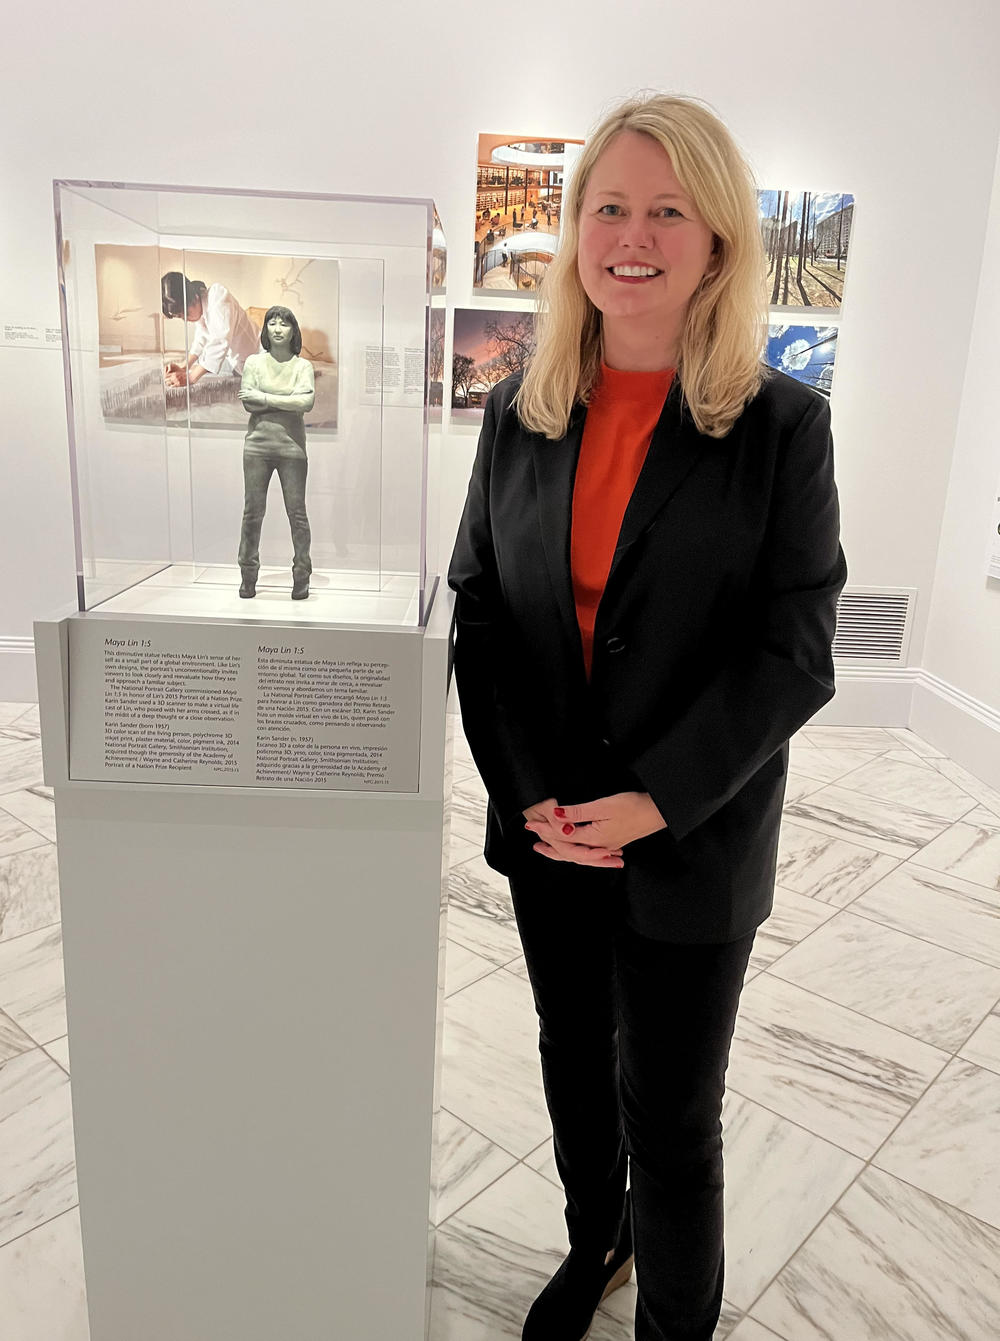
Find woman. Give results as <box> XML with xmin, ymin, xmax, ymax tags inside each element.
<box><xmin>237</xmin><ymin>306</ymin><xmax>315</xmax><ymax>600</ymax></box>
<box><xmin>448</xmin><ymin>94</ymin><xmax>846</xmax><ymax>1341</ymax></box>
<box><xmin>160</xmin><ymin>272</ymin><xmax>260</xmax><ymax>386</ymax></box>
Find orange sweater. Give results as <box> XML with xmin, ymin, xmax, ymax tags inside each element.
<box><xmin>571</xmin><ymin>363</ymin><xmax>675</xmax><ymax>677</ymax></box>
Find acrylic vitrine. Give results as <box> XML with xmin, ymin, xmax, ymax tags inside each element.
<box><xmin>54</xmin><ymin>180</ymin><xmax>446</xmax><ymax>626</ymax></box>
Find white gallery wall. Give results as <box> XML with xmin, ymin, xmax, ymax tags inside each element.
<box><xmin>914</xmin><ymin>131</ymin><xmax>1000</xmax><ymax>783</ymax></box>
<box><xmin>2</xmin><ymin>0</ymin><xmax>999</xmax><ymax>770</ymax></box>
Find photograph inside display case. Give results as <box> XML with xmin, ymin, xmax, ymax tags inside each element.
<box><xmin>428</xmin><ymin>306</ymin><xmax>445</xmax><ymax>423</ymax></box>
<box><xmin>95</xmin><ymin>245</ymin><xmax>339</xmax><ymax>429</ymax></box>
<box><xmin>432</xmin><ymin>206</ymin><xmax>447</xmax><ymax>293</ymax></box>
<box><xmin>473</xmin><ymin>134</ymin><xmax>584</xmax><ymax>292</ymax></box>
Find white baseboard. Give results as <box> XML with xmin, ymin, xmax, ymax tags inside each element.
<box><xmin>910</xmin><ymin>670</ymin><xmax>1000</xmax><ymax>791</ymax></box>
<box><xmin>0</xmin><ymin>637</ymin><xmax>37</xmax><ymax>703</ymax></box>
<box><xmin>819</xmin><ymin>664</ymin><xmax>1000</xmax><ymax>790</ymax></box>
<box><xmin>817</xmin><ymin>666</ymin><xmax>917</xmax><ymax>726</ymax></box>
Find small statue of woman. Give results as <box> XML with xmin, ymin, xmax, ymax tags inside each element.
<box><xmin>236</xmin><ymin>306</ymin><xmax>315</xmax><ymax>599</ymax></box>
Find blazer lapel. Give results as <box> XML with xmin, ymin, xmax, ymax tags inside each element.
<box><xmin>606</xmin><ymin>376</ymin><xmax>706</xmax><ymax>585</ymax></box>
<box><xmin>533</xmin><ymin>403</ymin><xmax>586</xmax><ymax>655</ymax></box>
<box><xmin>531</xmin><ymin>380</ymin><xmax>707</xmax><ymax>649</ymax></box>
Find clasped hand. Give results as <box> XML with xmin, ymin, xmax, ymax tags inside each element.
<box><xmin>523</xmin><ymin>792</ymin><xmax>666</xmax><ymax>869</ymax></box>
<box><xmin>239</xmin><ymin>388</ymin><xmax>267</xmax><ymax>411</ymax></box>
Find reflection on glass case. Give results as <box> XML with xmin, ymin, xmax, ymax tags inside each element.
<box><xmin>54</xmin><ymin>180</ymin><xmax>447</xmax><ymax>626</ymax></box>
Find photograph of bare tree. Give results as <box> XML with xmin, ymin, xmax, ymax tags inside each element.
<box><xmin>766</xmin><ymin>323</ymin><xmax>839</xmax><ymax>396</ymax></box>
<box><xmin>452</xmin><ymin>308</ymin><xmax>536</xmax><ymax>422</ymax></box>
<box><xmin>759</xmin><ymin>190</ymin><xmax>854</xmax><ymax>311</ymax></box>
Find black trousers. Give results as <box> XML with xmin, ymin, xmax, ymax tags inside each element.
<box><xmin>509</xmin><ymin>863</ymin><xmax>755</xmax><ymax>1340</ymax></box>
<box><xmin>238</xmin><ymin>452</ymin><xmax>312</xmax><ymax>581</ymax></box>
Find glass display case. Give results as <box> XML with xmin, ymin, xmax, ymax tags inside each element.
<box><xmin>54</xmin><ymin>180</ymin><xmax>446</xmax><ymax>626</ymax></box>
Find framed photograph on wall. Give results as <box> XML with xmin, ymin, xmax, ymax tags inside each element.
<box><xmin>765</xmin><ymin>323</ymin><xmax>839</xmax><ymax>396</ymax></box>
<box><xmin>758</xmin><ymin>190</ymin><xmax>854</xmax><ymax>312</ymax></box>
<box><xmin>473</xmin><ymin>134</ymin><xmax>584</xmax><ymax>294</ymax></box>
<box><xmin>452</xmin><ymin>307</ymin><xmax>535</xmax><ymax>423</ymax></box>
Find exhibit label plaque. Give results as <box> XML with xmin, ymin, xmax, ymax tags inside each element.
<box><xmin>68</xmin><ymin>618</ymin><xmax>422</xmax><ymax>791</ymax></box>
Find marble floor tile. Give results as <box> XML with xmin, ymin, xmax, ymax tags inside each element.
<box><xmin>721</xmin><ymin>1089</ymin><xmax>862</xmax><ymax>1311</ymax></box>
<box><xmin>0</xmin><ymin>925</ymin><xmax>68</xmax><ymax>1046</ymax></box>
<box><xmin>586</xmin><ymin>1284</ymin><xmax>642</xmax><ymax>1340</ymax></box>
<box><xmin>11</xmin><ymin>704</ymin><xmax>40</xmax><ymax>735</ymax></box>
<box><xmin>775</xmin><ymin>821</ymin><xmax>899</xmax><ymax>907</ymax></box>
<box><xmin>451</xmin><ymin>833</ymin><xmax>485</xmax><ymax>867</ymax></box>
<box><xmin>728</xmin><ymin>974</ymin><xmax>948</xmax><ymax>1157</ymax></box>
<box><xmin>522</xmin><ymin>1137</ymin><xmax>559</xmax><ymax>1187</ymax></box>
<box><xmin>959</xmin><ymin>1005</ymin><xmax>1000</xmax><ymax>1075</ymax></box>
<box><xmin>0</xmin><ymin>734</ymin><xmax>45</xmax><ymax>798</ymax></box>
<box><xmin>851</xmin><ymin>862</ymin><xmax>1000</xmax><ymax>966</ymax></box>
<box><xmin>780</xmin><ymin>771</ymin><xmax>824</xmax><ymax>806</ymax></box>
<box><xmin>880</xmin><ymin>748</ymin><xmax>936</xmax><ymax>771</ymax></box>
<box><xmin>430</xmin><ymin>1160</ymin><xmax>744</xmax><ymax>1341</ymax></box>
<box><xmin>874</xmin><ymin>1057</ymin><xmax>1000</xmax><ymax>1228</ymax></box>
<box><xmin>751</xmin><ymin>1166</ymin><xmax>1000</xmax><ymax>1341</ymax></box>
<box><xmin>909</xmin><ymin>804</ymin><xmax>1000</xmax><ymax>892</ymax></box>
<box><xmin>715</xmin><ymin>1304</ymin><xmax>744</xmax><ymax>1339</ymax></box>
<box><xmin>786</xmin><ymin>744</ymin><xmax>883</xmax><ymax>785</ymax></box>
<box><xmin>450</xmin><ymin>774</ymin><xmax>489</xmax><ymax>848</ymax></box>
<box><xmin>833</xmin><ymin>754</ymin><xmax>979</xmax><ymax>822</ymax></box>
<box><xmin>0</xmin><ymin>1048</ymin><xmax>79</xmax><ymax>1249</ymax></box>
<box><xmin>0</xmin><ymin>808</ymin><xmax>49</xmax><ymax>860</ymax></box>
<box><xmin>727</xmin><ymin>1320</ymin><xmax>785</xmax><ymax>1341</ymax></box>
<box><xmin>43</xmin><ymin>1037</ymin><xmax>70</xmax><ymax>1074</ymax></box>
<box><xmin>928</xmin><ymin>757</ymin><xmax>1000</xmax><ymax>821</ymax></box>
<box><xmin>0</xmin><ymin>727</ymin><xmax>38</xmax><ymax>745</ymax></box>
<box><xmin>505</xmin><ymin>955</ymin><xmax>529</xmax><ymax>982</ymax></box>
<box><xmin>451</xmin><ymin>731</ymin><xmax>475</xmax><ymax>767</ymax></box>
<box><xmin>452</xmin><ymin>759</ymin><xmax>480</xmax><ymax>786</ymax></box>
<box><xmin>0</xmin><ymin>787</ymin><xmax>56</xmax><ymax>843</ymax></box>
<box><xmin>0</xmin><ymin>1207</ymin><xmax>89</xmax><ymax>1341</ymax></box>
<box><xmin>767</xmin><ymin>910</ymin><xmax>1000</xmax><ymax>1050</ymax></box>
<box><xmin>0</xmin><ymin>846</ymin><xmax>62</xmax><ymax>943</ymax></box>
<box><xmin>884</xmin><ymin>727</ymin><xmax>946</xmax><ymax>758</ymax></box>
<box><xmin>433</xmin><ymin>1108</ymin><xmax>518</xmax><ymax>1224</ymax></box>
<box><xmin>747</xmin><ymin>884</ymin><xmax>839</xmax><ymax>973</ymax></box>
<box><xmin>0</xmin><ymin>1009</ymin><xmax>38</xmax><ymax>1064</ymax></box>
<box><xmin>429</xmin><ymin>1279</ymin><xmax>522</xmax><ymax>1341</ymax></box>
<box><xmin>431</xmin><ymin>1163</ymin><xmax>618</xmax><ymax>1339</ymax></box>
<box><xmin>783</xmin><ymin>784</ymin><xmax>951</xmax><ymax>858</ymax></box>
<box><xmin>800</xmin><ymin>725</ymin><xmax>898</xmax><ymax>751</ymax></box>
<box><xmin>0</xmin><ymin>703</ymin><xmax>35</xmax><ymax>728</ymax></box>
<box><xmin>445</xmin><ymin>939</ymin><xmax>497</xmax><ymax>998</ymax></box>
<box><xmin>441</xmin><ymin>968</ymin><xmax>549</xmax><ymax>1157</ymax></box>
<box><xmin>447</xmin><ymin>857</ymin><xmax>523</xmax><ymax>968</ymax></box>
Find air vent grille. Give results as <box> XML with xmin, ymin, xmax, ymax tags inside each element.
<box><xmin>832</xmin><ymin>587</ymin><xmax>916</xmax><ymax>666</ymax></box>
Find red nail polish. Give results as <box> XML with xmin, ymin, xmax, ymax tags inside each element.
<box><xmin>562</xmin><ymin>823</ymin><xmax>574</xmax><ymax>835</ymax></box>
<box><xmin>553</xmin><ymin>807</ymin><xmax>566</xmax><ymax>818</ymax></box>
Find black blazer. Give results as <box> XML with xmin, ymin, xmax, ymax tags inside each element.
<box><xmin>447</xmin><ymin>368</ymin><xmax>847</xmax><ymax>943</ymax></box>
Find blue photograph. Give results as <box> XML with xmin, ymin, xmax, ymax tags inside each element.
<box><xmin>765</xmin><ymin>323</ymin><xmax>839</xmax><ymax>396</ymax></box>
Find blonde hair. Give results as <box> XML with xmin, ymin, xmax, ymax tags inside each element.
<box><xmin>517</xmin><ymin>94</ymin><xmax>769</xmax><ymax>439</ymax></box>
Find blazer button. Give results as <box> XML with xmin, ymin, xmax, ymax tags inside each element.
<box><xmin>605</xmin><ymin>636</ymin><xmax>626</xmax><ymax>654</ymax></box>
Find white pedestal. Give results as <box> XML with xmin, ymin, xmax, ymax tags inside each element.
<box><xmin>34</xmin><ymin>588</ymin><xmax>455</xmax><ymax>1341</ymax></box>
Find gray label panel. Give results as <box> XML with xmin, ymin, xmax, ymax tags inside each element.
<box><xmin>69</xmin><ymin>619</ymin><xmax>422</xmax><ymax>791</ymax></box>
